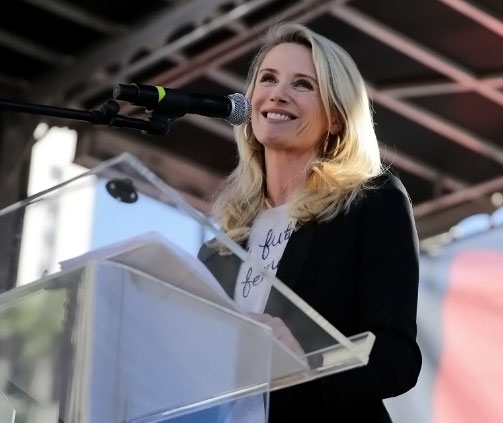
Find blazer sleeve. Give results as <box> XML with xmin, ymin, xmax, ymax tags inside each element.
<box><xmin>311</xmin><ymin>175</ymin><xmax>422</xmax><ymax>405</ymax></box>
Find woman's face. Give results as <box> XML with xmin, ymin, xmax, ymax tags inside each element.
<box><xmin>251</xmin><ymin>42</ymin><xmax>334</xmax><ymax>156</ymax></box>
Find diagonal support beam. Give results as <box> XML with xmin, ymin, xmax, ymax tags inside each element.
<box><xmin>380</xmin><ymin>73</ymin><xmax>503</xmax><ymax>98</ymax></box>
<box><xmin>21</xmin><ymin>0</ymin><xmax>127</xmax><ymax>35</ymax></box>
<box><xmin>367</xmin><ymin>84</ymin><xmax>503</xmax><ymax>165</ymax></box>
<box><xmin>0</xmin><ymin>29</ymin><xmax>72</xmax><ymax>65</ymax></box>
<box><xmin>413</xmin><ymin>176</ymin><xmax>503</xmax><ymax>218</ymax></box>
<box><xmin>437</xmin><ymin>0</ymin><xmax>503</xmax><ymax>37</ymax></box>
<box><xmin>379</xmin><ymin>146</ymin><xmax>467</xmax><ymax>191</ymax></box>
<box><xmin>331</xmin><ymin>4</ymin><xmax>503</xmax><ymax>108</ymax></box>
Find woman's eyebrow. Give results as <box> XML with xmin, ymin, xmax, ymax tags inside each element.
<box><xmin>258</xmin><ymin>67</ymin><xmax>277</xmax><ymax>74</ymax></box>
<box><xmin>259</xmin><ymin>68</ymin><xmax>318</xmax><ymax>83</ymax></box>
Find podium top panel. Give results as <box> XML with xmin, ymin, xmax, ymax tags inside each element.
<box><xmin>0</xmin><ymin>152</ymin><xmax>374</xmax><ymax>392</ymax></box>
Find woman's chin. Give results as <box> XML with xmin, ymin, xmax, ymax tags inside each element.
<box><xmin>258</xmin><ymin>136</ymin><xmax>292</xmax><ymax>150</ymax></box>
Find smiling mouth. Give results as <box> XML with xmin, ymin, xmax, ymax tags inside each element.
<box><xmin>262</xmin><ymin>112</ymin><xmax>296</xmax><ymax>121</ymax></box>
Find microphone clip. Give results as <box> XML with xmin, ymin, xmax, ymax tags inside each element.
<box><xmin>142</xmin><ymin>108</ymin><xmax>177</xmax><ymax>135</ymax></box>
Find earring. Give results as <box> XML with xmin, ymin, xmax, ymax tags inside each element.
<box><xmin>331</xmin><ymin>133</ymin><xmax>341</xmax><ymax>158</ymax></box>
<box><xmin>322</xmin><ymin>132</ymin><xmax>330</xmax><ymax>156</ymax></box>
<box><xmin>322</xmin><ymin>132</ymin><xmax>342</xmax><ymax>158</ymax></box>
<box><xmin>244</xmin><ymin>122</ymin><xmax>253</xmax><ymax>144</ymax></box>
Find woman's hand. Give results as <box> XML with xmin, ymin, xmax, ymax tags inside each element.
<box><xmin>248</xmin><ymin>313</ymin><xmax>305</xmax><ymax>356</ymax></box>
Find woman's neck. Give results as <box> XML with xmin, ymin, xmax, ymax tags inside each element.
<box><xmin>264</xmin><ymin>149</ymin><xmax>316</xmax><ymax>207</ymax></box>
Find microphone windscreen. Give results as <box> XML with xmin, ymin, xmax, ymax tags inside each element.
<box><xmin>226</xmin><ymin>93</ymin><xmax>252</xmax><ymax>126</ymax></box>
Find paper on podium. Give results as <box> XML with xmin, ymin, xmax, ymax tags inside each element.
<box><xmin>61</xmin><ymin>231</ymin><xmax>237</xmax><ymax>311</ymax></box>
<box><xmin>59</xmin><ymin>232</ymin><xmax>310</xmax><ymax>379</ymax></box>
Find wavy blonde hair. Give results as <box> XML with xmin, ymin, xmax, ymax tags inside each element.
<box><xmin>212</xmin><ymin>22</ymin><xmax>382</xmax><ymax>245</ymax></box>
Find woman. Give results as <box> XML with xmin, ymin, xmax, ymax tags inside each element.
<box><xmin>199</xmin><ymin>22</ymin><xmax>421</xmax><ymax>422</ymax></box>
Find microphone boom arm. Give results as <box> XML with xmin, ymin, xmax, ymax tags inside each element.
<box><xmin>0</xmin><ymin>97</ymin><xmax>175</xmax><ymax>135</ymax></box>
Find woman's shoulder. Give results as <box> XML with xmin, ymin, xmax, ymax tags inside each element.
<box><xmin>347</xmin><ymin>171</ymin><xmax>413</xmax><ymax>217</ymax></box>
<box><xmin>361</xmin><ymin>171</ymin><xmax>411</xmax><ymax>202</ymax></box>
<box><xmin>366</xmin><ymin>171</ymin><xmax>408</xmax><ymax>194</ymax></box>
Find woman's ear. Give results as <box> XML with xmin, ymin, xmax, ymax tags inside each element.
<box><xmin>329</xmin><ymin>117</ymin><xmax>340</xmax><ymax>135</ymax></box>
<box><xmin>328</xmin><ymin>107</ymin><xmax>342</xmax><ymax>134</ymax></box>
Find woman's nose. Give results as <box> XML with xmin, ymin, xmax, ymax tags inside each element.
<box><xmin>269</xmin><ymin>83</ymin><xmax>288</xmax><ymax>103</ymax></box>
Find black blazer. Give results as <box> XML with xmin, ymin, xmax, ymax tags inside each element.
<box><xmin>198</xmin><ymin>174</ymin><xmax>422</xmax><ymax>422</ymax></box>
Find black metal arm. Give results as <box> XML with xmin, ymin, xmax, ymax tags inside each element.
<box><xmin>0</xmin><ymin>97</ymin><xmax>174</xmax><ymax>135</ymax></box>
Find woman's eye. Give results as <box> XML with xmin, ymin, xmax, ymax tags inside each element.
<box><xmin>259</xmin><ymin>74</ymin><xmax>276</xmax><ymax>84</ymax></box>
<box><xmin>293</xmin><ymin>79</ymin><xmax>313</xmax><ymax>90</ymax></box>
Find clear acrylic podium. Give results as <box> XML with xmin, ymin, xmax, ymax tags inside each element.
<box><xmin>0</xmin><ymin>153</ymin><xmax>375</xmax><ymax>423</ymax></box>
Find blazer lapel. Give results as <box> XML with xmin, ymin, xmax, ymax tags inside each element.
<box><xmin>275</xmin><ymin>222</ymin><xmax>316</xmax><ymax>292</ymax></box>
<box><xmin>265</xmin><ymin>222</ymin><xmax>316</xmax><ymax>316</ymax></box>
<box><xmin>264</xmin><ymin>222</ymin><xmax>317</xmax><ymax>333</ymax></box>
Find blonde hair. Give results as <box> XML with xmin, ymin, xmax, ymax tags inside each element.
<box><xmin>212</xmin><ymin>22</ymin><xmax>382</xmax><ymax>245</ymax></box>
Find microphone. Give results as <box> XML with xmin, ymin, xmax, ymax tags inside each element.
<box><xmin>113</xmin><ymin>83</ymin><xmax>251</xmax><ymax>126</ymax></box>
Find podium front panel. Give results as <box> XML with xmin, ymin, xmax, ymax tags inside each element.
<box><xmin>0</xmin><ymin>262</ymin><xmax>275</xmax><ymax>423</ymax></box>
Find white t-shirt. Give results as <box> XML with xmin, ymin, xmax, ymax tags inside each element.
<box><xmin>226</xmin><ymin>204</ymin><xmax>295</xmax><ymax>423</ymax></box>
<box><xmin>234</xmin><ymin>203</ymin><xmax>296</xmax><ymax>313</ymax></box>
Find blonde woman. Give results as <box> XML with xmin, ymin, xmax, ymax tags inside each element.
<box><xmin>199</xmin><ymin>22</ymin><xmax>421</xmax><ymax>422</ymax></box>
